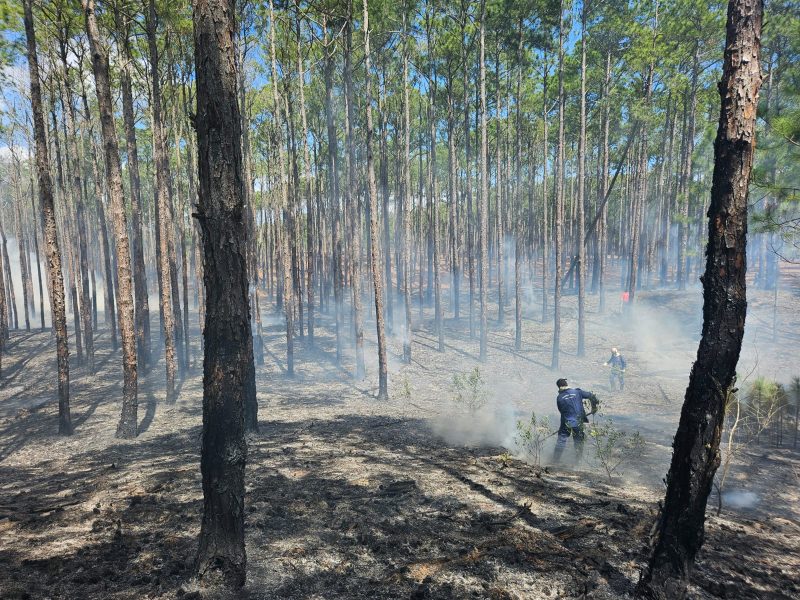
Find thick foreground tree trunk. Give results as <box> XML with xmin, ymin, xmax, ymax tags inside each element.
<box><xmin>193</xmin><ymin>0</ymin><xmax>252</xmax><ymax>588</ymax></box>
<box><xmin>24</xmin><ymin>0</ymin><xmax>72</xmax><ymax>435</ymax></box>
<box><xmin>637</xmin><ymin>0</ymin><xmax>763</xmax><ymax>597</ymax></box>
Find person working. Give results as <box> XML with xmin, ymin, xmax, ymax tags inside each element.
<box><xmin>605</xmin><ymin>347</ymin><xmax>627</xmax><ymax>391</ymax></box>
<box><xmin>552</xmin><ymin>378</ymin><xmax>599</xmax><ymax>464</ymax></box>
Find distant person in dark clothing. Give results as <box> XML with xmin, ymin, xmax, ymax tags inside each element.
<box><xmin>552</xmin><ymin>378</ymin><xmax>599</xmax><ymax>464</ymax></box>
<box><xmin>605</xmin><ymin>347</ymin><xmax>627</xmax><ymax>391</ymax></box>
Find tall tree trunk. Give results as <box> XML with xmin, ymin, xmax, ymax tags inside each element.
<box><xmin>83</xmin><ymin>0</ymin><xmax>138</xmax><ymax>438</ymax></box>
<box><xmin>402</xmin><ymin>6</ymin><xmax>413</xmax><ymax>364</ymax></box>
<box><xmin>576</xmin><ymin>3</ymin><xmax>587</xmax><ymax>356</ymax></box>
<box><xmin>461</xmin><ymin>8</ymin><xmax>474</xmax><ymax>339</ymax></box>
<box><xmin>0</xmin><ymin>211</ymin><xmax>18</xmax><ymax>332</ymax></box>
<box><xmin>627</xmin><ymin>7</ymin><xmax>657</xmax><ymax>308</ymax></box>
<box><xmin>514</xmin><ymin>22</ymin><xmax>523</xmax><ymax>351</ymax></box>
<box><xmin>637</xmin><ymin>0</ymin><xmax>763</xmax><ymax>595</ymax></box>
<box><xmin>344</xmin><ymin>2</ymin><xmax>365</xmax><ymax>378</ymax></box>
<box><xmin>551</xmin><ymin>0</ymin><xmax>565</xmax><ymax>370</ymax></box>
<box><xmin>56</xmin><ymin>46</ymin><xmax>94</xmax><ymax>371</ymax></box>
<box><xmin>447</xmin><ymin>74</ymin><xmax>460</xmax><ymax>323</ymax></box>
<box><xmin>77</xmin><ymin>72</ymin><xmax>118</xmax><ymax>352</ymax></box>
<box><xmin>363</xmin><ymin>0</ymin><xmax>389</xmax><ymax>399</ymax></box>
<box><xmin>0</xmin><ymin>217</ymin><xmax>6</xmax><ymax>373</ymax></box>
<box><xmin>598</xmin><ymin>52</ymin><xmax>611</xmax><ymax>314</ymax></box>
<box><xmin>379</xmin><ymin>70</ymin><xmax>393</xmax><ymax>334</ymax></box>
<box><xmin>147</xmin><ymin>0</ymin><xmax>179</xmax><ymax>396</ymax></box>
<box><xmin>495</xmin><ymin>51</ymin><xmax>504</xmax><ymax>325</ymax></box>
<box><xmin>323</xmin><ymin>19</ymin><xmax>343</xmax><ymax>363</ymax></box>
<box><xmin>116</xmin><ymin>5</ymin><xmax>150</xmax><ymax>366</ymax></box>
<box><xmin>23</xmin><ymin>0</ymin><xmax>71</xmax><ymax>434</ymax></box>
<box><xmin>269</xmin><ymin>0</ymin><xmax>294</xmax><ymax>377</ymax></box>
<box><xmin>478</xmin><ymin>0</ymin><xmax>489</xmax><ymax>362</ymax></box>
<box><xmin>28</xmin><ymin>158</ymin><xmax>45</xmax><ymax>331</ymax></box>
<box><xmin>192</xmin><ymin>0</ymin><xmax>251</xmax><ymax>587</ymax></box>
<box><xmin>541</xmin><ymin>52</ymin><xmax>550</xmax><ymax>324</ymax></box>
<box><xmin>677</xmin><ymin>46</ymin><xmax>699</xmax><ymax>291</ymax></box>
<box><xmin>426</xmin><ymin>4</ymin><xmax>444</xmax><ymax>353</ymax></box>
<box><xmin>295</xmin><ymin>8</ymin><xmax>315</xmax><ymax>347</ymax></box>
<box><xmin>11</xmin><ymin>162</ymin><xmax>32</xmax><ymax>332</ymax></box>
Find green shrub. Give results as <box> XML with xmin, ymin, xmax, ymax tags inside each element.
<box><xmin>451</xmin><ymin>367</ymin><xmax>489</xmax><ymax>414</ymax></box>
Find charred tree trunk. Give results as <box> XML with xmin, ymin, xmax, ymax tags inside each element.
<box><xmin>637</xmin><ymin>0</ymin><xmax>763</xmax><ymax>596</ymax></box>
<box><xmin>24</xmin><ymin>0</ymin><xmax>71</xmax><ymax>435</ymax></box>
<box><xmin>192</xmin><ymin>0</ymin><xmax>251</xmax><ymax>587</ymax></box>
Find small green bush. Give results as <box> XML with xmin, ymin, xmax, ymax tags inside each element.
<box><xmin>515</xmin><ymin>412</ymin><xmax>551</xmax><ymax>468</ymax></box>
<box><xmin>451</xmin><ymin>367</ymin><xmax>489</xmax><ymax>414</ymax></box>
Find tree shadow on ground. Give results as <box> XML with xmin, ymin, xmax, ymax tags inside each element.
<box><xmin>1</xmin><ymin>412</ymin><xmax>798</xmax><ymax>599</ymax></box>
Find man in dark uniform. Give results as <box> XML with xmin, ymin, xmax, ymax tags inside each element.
<box><xmin>605</xmin><ymin>347</ymin><xmax>627</xmax><ymax>391</ymax></box>
<box><xmin>552</xmin><ymin>378</ymin><xmax>599</xmax><ymax>464</ymax></box>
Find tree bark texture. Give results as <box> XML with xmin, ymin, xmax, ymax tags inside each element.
<box><xmin>192</xmin><ymin>0</ymin><xmax>252</xmax><ymax>588</ymax></box>
<box><xmin>24</xmin><ymin>0</ymin><xmax>72</xmax><ymax>435</ymax></box>
<box><xmin>637</xmin><ymin>0</ymin><xmax>762</xmax><ymax>596</ymax></box>
<box><xmin>83</xmin><ymin>0</ymin><xmax>138</xmax><ymax>438</ymax></box>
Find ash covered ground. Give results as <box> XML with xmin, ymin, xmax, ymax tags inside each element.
<box><xmin>1</xmin><ymin>277</ymin><xmax>799</xmax><ymax>599</ymax></box>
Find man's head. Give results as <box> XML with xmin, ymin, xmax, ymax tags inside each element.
<box><xmin>611</xmin><ymin>347</ymin><xmax>619</xmax><ymax>355</ymax></box>
<box><xmin>557</xmin><ymin>378</ymin><xmax>568</xmax><ymax>390</ymax></box>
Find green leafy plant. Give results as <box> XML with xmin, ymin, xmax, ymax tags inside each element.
<box><xmin>451</xmin><ymin>367</ymin><xmax>489</xmax><ymax>415</ymax></box>
<box><xmin>396</xmin><ymin>375</ymin><xmax>413</xmax><ymax>403</ymax></box>
<box><xmin>496</xmin><ymin>451</ymin><xmax>513</xmax><ymax>467</ymax></box>
<box><xmin>514</xmin><ymin>412</ymin><xmax>551</xmax><ymax>468</ymax></box>
<box><xmin>588</xmin><ymin>415</ymin><xmax>645</xmax><ymax>481</ymax></box>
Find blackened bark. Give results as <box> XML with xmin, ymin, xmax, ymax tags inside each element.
<box><xmin>24</xmin><ymin>0</ymin><xmax>71</xmax><ymax>435</ymax></box>
<box><xmin>192</xmin><ymin>0</ymin><xmax>251</xmax><ymax>588</ymax></box>
<box><xmin>637</xmin><ymin>0</ymin><xmax>763</xmax><ymax>596</ymax></box>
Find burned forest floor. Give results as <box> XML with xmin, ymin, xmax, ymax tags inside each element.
<box><xmin>1</xmin><ymin>275</ymin><xmax>800</xmax><ymax>600</ymax></box>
